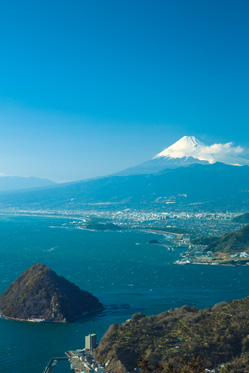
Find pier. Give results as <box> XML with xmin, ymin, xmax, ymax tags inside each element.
<box><xmin>43</xmin><ymin>357</ymin><xmax>69</xmax><ymax>373</ymax></box>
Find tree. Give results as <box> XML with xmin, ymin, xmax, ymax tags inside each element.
<box><xmin>137</xmin><ymin>356</ymin><xmax>153</xmax><ymax>372</ymax></box>
<box><xmin>180</xmin><ymin>356</ymin><xmax>205</xmax><ymax>373</ymax></box>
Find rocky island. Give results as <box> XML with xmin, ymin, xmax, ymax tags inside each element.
<box><xmin>96</xmin><ymin>295</ymin><xmax>249</xmax><ymax>372</ymax></box>
<box><xmin>0</xmin><ymin>263</ymin><xmax>103</xmax><ymax>322</ymax></box>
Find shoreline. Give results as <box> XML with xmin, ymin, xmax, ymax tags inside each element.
<box><xmin>138</xmin><ymin>228</ymin><xmax>183</xmax><ymax>240</ymax></box>
<box><xmin>173</xmin><ymin>259</ymin><xmax>249</xmax><ymax>267</ymax></box>
<box><xmin>0</xmin><ymin>314</ymin><xmax>67</xmax><ymax>323</ymax></box>
<box><xmin>0</xmin><ymin>307</ymin><xmax>104</xmax><ymax>323</ymax></box>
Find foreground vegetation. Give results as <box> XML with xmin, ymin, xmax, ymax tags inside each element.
<box><xmin>96</xmin><ymin>296</ymin><xmax>249</xmax><ymax>372</ymax></box>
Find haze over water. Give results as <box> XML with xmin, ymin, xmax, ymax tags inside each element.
<box><xmin>0</xmin><ymin>215</ymin><xmax>249</xmax><ymax>372</ymax></box>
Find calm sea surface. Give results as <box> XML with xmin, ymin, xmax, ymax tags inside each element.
<box><xmin>0</xmin><ymin>215</ymin><xmax>249</xmax><ymax>372</ymax></box>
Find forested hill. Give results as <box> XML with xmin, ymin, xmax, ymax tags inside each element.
<box><xmin>192</xmin><ymin>224</ymin><xmax>249</xmax><ymax>255</ymax></box>
<box><xmin>233</xmin><ymin>213</ymin><xmax>249</xmax><ymax>223</ymax></box>
<box><xmin>0</xmin><ymin>263</ymin><xmax>103</xmax><ymax>322</ymax></box>
<box><xmin>96</xmin><ymin>296</ymin><xmax>249</xmax><ymax>372</ymax></box>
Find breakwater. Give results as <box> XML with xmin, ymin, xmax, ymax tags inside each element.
<box><xmin>43</xmin><ymin>357</ymin><xmax>69</xmax><ymax>373</ymax></box>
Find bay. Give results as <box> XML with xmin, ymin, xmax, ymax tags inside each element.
<box><xmin>0</xmin><ymin>215</ymin><xmax>249</xmax><ymax>372</ymax></box>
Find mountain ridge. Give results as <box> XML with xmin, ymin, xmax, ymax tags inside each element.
<box><xmin>0</xmin><ymin>162</ymin><xmax>249</xmax><ymax>212</ymax></box>
<box><xmin>0</xmin><ymin>176</ymin><xmax>56</xmax><ymax>191</ymax></box>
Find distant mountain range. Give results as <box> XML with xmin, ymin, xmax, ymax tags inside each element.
<box><xmin>1</xmin><ymin>136</ymin><xmax>249</xmax><ymax>211</ymax></box>
<box><xmin>1</xmin><ymin>162</ymin><xmax>249</xmax><ymax>211</ymax></box>
<box><xmin>0</xmin><ymin>176</ymin><xmax>56</xmax><ymax>191</ymax></box>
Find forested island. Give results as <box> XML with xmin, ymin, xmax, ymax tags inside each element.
<box><xmin>0</xmin><ymin>263</ymin><xmax>103</xmax><ymax>322</ymax></box>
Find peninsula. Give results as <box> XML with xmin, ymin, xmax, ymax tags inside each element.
<box><xmin>0</xmin><ymin>263</ymin><xmax>103</xmax><ymax>322</ymax></box>
<box><xmin>177</xmin><ymin>224</ymin><xmax>249</xmax><ymax>266</ymax></box>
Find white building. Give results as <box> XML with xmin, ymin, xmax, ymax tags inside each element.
<box><xmin>85</xmin><ymin>334</ymin><xmax>97</xmax><ymax>350</ymax></box>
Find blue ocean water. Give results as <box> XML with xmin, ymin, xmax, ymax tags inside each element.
<box><xmin>0</xmin><ymin>215</ymin><xmax>249</xmax><ymax>372</ymax></box>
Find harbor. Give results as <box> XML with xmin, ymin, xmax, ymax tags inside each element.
<box><xmin>44</xmin><ymin>357</ymin><xmax>69</xmax><ymax>373</ymax></box>
<box><xmin>43</xmin><ymin>334</ymin><xmax>106</xmax><ymax>373</ymax></box>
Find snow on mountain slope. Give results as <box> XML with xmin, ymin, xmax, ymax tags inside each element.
<box><xmin>154</xmin><ymin>136</ymin><xmax>205</xmax><ymax>160</ymax></box>
<box><xmin>154</xmin><ymin>136</ymin><xmax>249</xmax><ymax>166</ymax></box>
<box><xmin>115</xmin><ymin>136</ymin><xmax>249</xmax><ymax>176</ymax></box>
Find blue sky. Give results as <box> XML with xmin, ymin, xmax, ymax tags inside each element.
<box><xmin>0</xmin><ymin>0</ymin><xmax>248</xmax><ymax>181</ymax></box>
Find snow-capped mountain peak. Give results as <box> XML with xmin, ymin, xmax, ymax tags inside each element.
<box><xmin>154</xmin><ymin>136</ymin><xmax>249</xmax><ymax>167</ymax></box>
<box><xmin>115</xmin><ymin>136</ymin><xmax>249</xmax><ymax>177</ymax></box>
<box><xmin>154</xmin><ymin>136</ymin><xmax>205</xmax><ymax>160</ymax></box>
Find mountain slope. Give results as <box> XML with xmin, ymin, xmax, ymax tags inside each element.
<box><xmin>233</xmin><ymin>213</ymin><xmax>249</xmax><ymax>223</ymax></box>
<box><xmin>204</xmin><ymin>224</ymin><xmax>249</xmax><ymax>254</ymax></box>
<box><xmin>0</xmin><ymin>176</ymin><xmax>56</xmax><ymax>191</ymax></box>
<box><xmin>0</xmin><ymin>263</ymin><xmax>103</xmax><ymax>322</ymax></box>
<box><xmin>96</xmin><ymin>295</ymin><xmax>249</xmax><ymax>372</ymax></box>
<box><xmin>0</xmin><ymin>163</ymin><xmax>249</xmax><ymax>211</ymax></box>
<box><xmin>116</xmin><ymin>155</ymin><xmax>209</xmax><ymax>176</ymax></box>
<box><xmin>154</xmin><ymin>135</ymin><xmax>205</xmax><ymax>160</ymax></box>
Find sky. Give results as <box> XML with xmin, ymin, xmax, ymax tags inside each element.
<box><xmin>0</xmin><ymin>0</ymin><xmax>248</xmax><ymax>182</ymax></box>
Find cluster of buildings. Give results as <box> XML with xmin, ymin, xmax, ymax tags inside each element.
<box><xmin>5</xmin><ymin>206</ymin><xmax>247</xmax><ymax>241</ymax></box>
<box><xmin>66</xmin><ymin>334</ymin><xmax>106</xmax><ymax>373</ymax></box>
<box><xmin>74</xmin><ymin>209</ymin><xmax>245</xmax><ymax>239</ymax></box>
<box><xmin>44</xmin><ymin>334</ymin><xmax>108</xmax><ymax>373</ymax></box>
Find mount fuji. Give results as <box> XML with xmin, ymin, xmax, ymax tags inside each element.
<box><xmin>116</xmin><ymin>136</ymin><xmax>249</xmax><ymax>176</ymax></box>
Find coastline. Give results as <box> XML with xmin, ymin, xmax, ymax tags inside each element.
<box><xmin>191</xmin><ymin>260</ymin><xmax>249</xmax><ymax>267</ymax></box>
<box><xmin>174</xmin><ymin>257</ymin><xmax>249</xmax><ymax>267</ymax></box>
<box><xmin>0</xmin><ymin>314</ymin><xmax>67</xmax><ymax>323</ymax></box>
<box><xmin>0</xmin><ymin>309</ymin><xmax>102</xmax><ymax>323</ymax></box>
<box><xmin>138</xmin><ymin>228</ymin><xmax>183</xmax><ymax>239</ymax></box>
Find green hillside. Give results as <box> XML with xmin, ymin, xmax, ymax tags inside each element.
<box><xmin>96</xmin><ymin>296</ymin><xmax>249</xmax><ymax>372</ymax></box>
<box><xmin>233</xmin><ymin>213</ymin><xmax>249</xmax><ymax>223</ymax></box>
<box><xmin>206</xmin><ymin>224</ymin><xmax>249</xmax><ymax>254</ymax></box>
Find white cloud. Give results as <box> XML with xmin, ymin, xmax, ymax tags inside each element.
<box><xmin>202</xmin><ymin>142</ymin><xmax>243</xmax><ymax>154</ymax></box>
<box><xmin>197</xmin><ymin>142</ymin><xmax>249</xmax><ymax>165</ymax></box>
<box><xmin>155</xmin><ymin>136</ymin><xmax>249</xmax><ymax>166</ymax></box>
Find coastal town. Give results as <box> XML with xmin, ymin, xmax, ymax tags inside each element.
<box><xmin>3</xmin><ymin>207</ymin><xmax>248</xmax><ymax>267</ymax></box>
<box><xmin>0</xmin><ymin>206</ymin><xmax>246</xmax><ymax>238</ymax></box>
<box><xmin>44</xmin><ymin>333</ymin><xmax>123</xmax><ymax>373</ymax></box>
<box><xmin>44</xmin><ymin>332</ymin><xmax>229</xmax><ymax>373</ymax></box>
